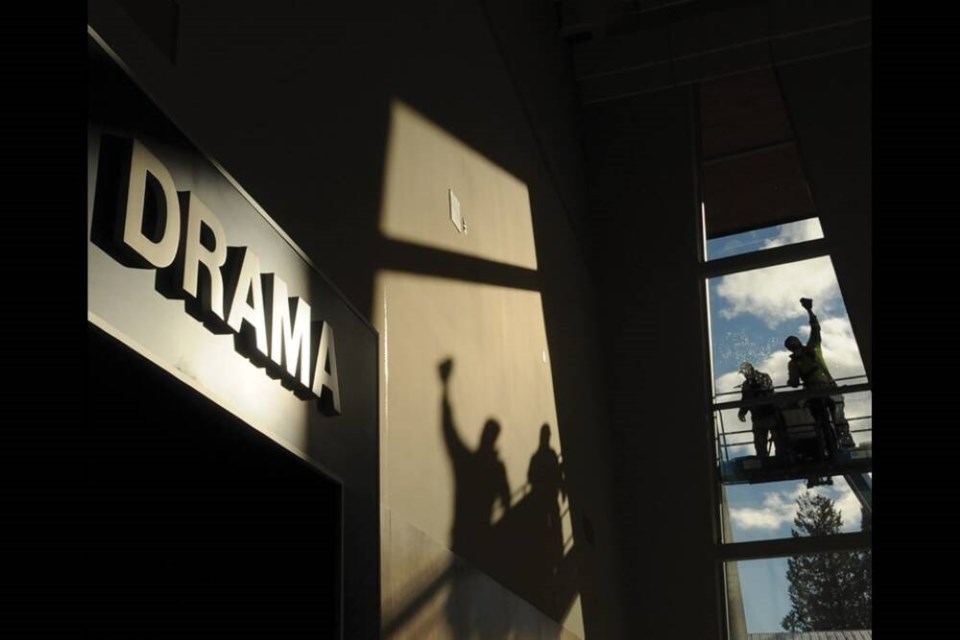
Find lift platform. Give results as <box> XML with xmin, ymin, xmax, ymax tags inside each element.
<box><xmin>714</xmin><ymin>378</ymin><xmax>872</xmax><ymax>510</ymax></box>
<box><xmin>720</xmin><ymin>444</ymin><xmax>872</xmax><ymax>486</ymax></box>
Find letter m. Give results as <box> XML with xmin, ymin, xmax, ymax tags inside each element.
<box><xmin>263</xmin><ymin>274</ymin><xmax>312</xmax><ymax>395</ymax></box>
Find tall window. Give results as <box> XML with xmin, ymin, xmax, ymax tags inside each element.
<box><xmin>698</xmin><ymin>69</ymin><xmax>872</xmax><ymax>637</ymax></box>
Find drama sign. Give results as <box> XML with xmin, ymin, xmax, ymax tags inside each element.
<box><xmin>88</xmin><ymin>32</ymin><xmax>380</xmax><ymax>636</ymax></box>
<box><xmin>92</xmin><ymin>135</ymin><xmax>341</xmax><ymax>416</ymax></box>
<box><xmin>88</xmin><ymin>26</ymin><xmax>380</xmax><ymax>495</ymax></box>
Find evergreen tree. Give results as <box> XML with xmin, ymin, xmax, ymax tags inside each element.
<box><xmin>781</xmin><ymin>492</ymin><xmax>872</xmax><ymax>631</ymax></box>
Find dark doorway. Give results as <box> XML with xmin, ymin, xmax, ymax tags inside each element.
<box><xmin>87</xmin><ymin>324</ymin><xmax>341</xmax><ymax>638</ymax></box>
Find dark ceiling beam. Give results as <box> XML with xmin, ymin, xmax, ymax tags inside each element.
<box><xmin>572</xmin><ymin>0</ymin><xmax>871</xmax><ymax>105</ymax></box>
<box><xmin>701</xmin><ymin>139</ymin><xmax>794</xmax><ymax>167</ymax></box>
<box><xmin>579</xmin><ymin>20</ymin><xmax>870</xmax><ymax>104</ymax></box>
<box><xmin>699</xmin><ymin>237</ymin><xmax>828</xmax><ymax>279</ymax></box>
<box><xmin>559</xmin><ymin>0</ymin><xmax>758</xmax><ymax>40</ymax></box>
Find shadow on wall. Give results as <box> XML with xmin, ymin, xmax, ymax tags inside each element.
<box><xmin>382</xmin><ymin>357</ymin><xmax>581</xmax><ymax>638</ymax></box>
<box><xmin>441</xmin><ymin>356</ymin><xmax>580</xmax><ymax>636</ymax></box>
<box><xmin>90</xmin><ymin>0</ymin><xmax>605</xmax><ymax>634</ymax></box>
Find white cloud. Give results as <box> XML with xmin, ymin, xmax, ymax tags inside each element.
<box><xmin>715</xmin><ymin>256</ymin><xmax>841</xmax><ymax>328</ymax></box>
<box><xmin>716</xmin><ymin>350</ymin><xmax>793</xmax><ymax>393</ymax></box>
<box><xmin>715</xmin><ymin>316</ymin><xmax>866</xmax><ymax>392</ymax></box>
<box><xmin>730</xmin><ymin>482</ymin><xmax>807</xmax><ymax>530</ymax></box>
<box><xmin>714</xmin><ymin>404</ymin><xmax>762</xmax><ymax>461</ymax></box>
<box><xmin>761</xmin><ymin>218</ymin><xmax>824</xmax><ymax>249</ymax></box>
<box><xmin>726</xmin><ymin>444</ymin><xmax>753</xmax><ymax>458</ymax></box>
<box><xmin>715</xmin><ymin>371</ymin><xmax>742</xmax><ymax>398</ymax></box>
<box><xmin>730</xmin><ymin>479</ymin><xmax>868</xmax><ymax>533</ymax></box>
<box><xmin>730</xmin><ymin>507</ymin><xmax>790</xmax><ymax>530</ymax></box>
<box><xmin>822</xmin><ymin>479</ymin><xmax>867</xmax><ymax>532</ymax></box>
<box><xmin>843</xmin><ymin>392</ymin><xmax>873</xmax><ymax>443</ymax></box>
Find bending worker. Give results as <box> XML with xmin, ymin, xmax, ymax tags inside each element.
<box><xmin>737</xmin><ymin>362</ymin><xmax>778</xmax><ymax>458</ymax></box>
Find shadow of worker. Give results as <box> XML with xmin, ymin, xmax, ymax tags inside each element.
<box><xmin>528</xmin><ymin>424</ymin><xmax>566</xmax><ymax>576</ymax></box>
<box><xmin>489</xmin><ymin>423</ymin><xmax>572</xmax><ymax>621</ymax></box>
<box><xmin>438</xmin><ymin>358</ymin><xmax>512</xmax><ymax>637</ymax></box>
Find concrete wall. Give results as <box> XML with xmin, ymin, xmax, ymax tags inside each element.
<box><xmin>583</xmin><ymin>86</ymin><xmax>724</xmax><ymax>638</ymax></box>
<box><xmin>88</xmin><ymin>1</ymin><xmax>622</xmax><ymax>637</ymax></box>
<box><xmin>580</xmin><ymin>35</ymin><xmax>871</xmax><ymax>640</ymax></box>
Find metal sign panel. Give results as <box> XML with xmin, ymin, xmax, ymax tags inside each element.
<box><xmin>86</xmin><ymin>30</ymin><xmax>379</xmax><ymax>497</ymax></box>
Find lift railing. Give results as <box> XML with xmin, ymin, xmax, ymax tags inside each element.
<box><xmin>712</xmin><ymin>375</ymin><xmax>872</xmax><ymax>466</ymax></box>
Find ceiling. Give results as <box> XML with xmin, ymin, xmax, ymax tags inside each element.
<box><xmin>553</xmin><ymin>0</ymin><xmax>871</xmax><ymax>238</ymax></box>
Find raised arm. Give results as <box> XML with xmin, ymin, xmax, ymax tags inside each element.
<box><xmin>439</xmin><ymin>359</ymin><xmax>467</xmax><ymax>460</ymax></box>
<box><xmin>807</xmin><ymin>309</ymin><xmax>822</xmax><ymax>347</ymax></box>
<box><xmin>800</xmin><ymin>297</ymin><xmax>821</xmax><ymax>347</ymax></box>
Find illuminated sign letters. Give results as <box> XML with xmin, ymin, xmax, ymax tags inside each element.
<box><xmin>93</xmin><ymin>135</ymin><xmax>341</xmax><ymax>416</ymax></box>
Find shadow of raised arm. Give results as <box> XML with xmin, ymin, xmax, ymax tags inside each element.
<box><xmin>439</xmin><ymin>358</ymin><xmax>467</xmax><ymax>461</ymax></box>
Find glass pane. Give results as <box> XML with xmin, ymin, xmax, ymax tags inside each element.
<box><xmin>720</xmin><ymin>471</ymin><xmax>872</xmax><ymax>544</ymax></box>
<box><xmin>709</xmin><ymin>256</ymin><xmax>872</xmax><ymax>541</ymax></box>
<box><xmin>708</xmin><ymin>255</ymin><xmax>866</xmax><ymax>394</ymax></box>
<box><xmin>716</xmin><ymin>390</ymin><xmax>872</xmax><ymax>463</ymax></box>
<box><xmin>706</xmin><ymin>217</ymin><xmax>823</xmax><ymax>261</ymax></box>
<box><xmin>726</xmin><ymin>551</ymin><xmax>872</xmax><ymax>635</ymax></box>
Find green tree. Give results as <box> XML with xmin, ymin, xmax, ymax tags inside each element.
<box><xmin>781</xmin><ymin>492</ymin><xmax>872</xmax><ymax>631</ymax></box>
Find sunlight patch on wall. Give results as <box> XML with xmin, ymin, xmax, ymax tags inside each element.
<box><xmin>380</xmin><ymin>100</ymin><xmax>538</xmax><ymax>270</ymax></box>
<box><xmin>375</xmin><ymin>98</ymin><xmax>583</xmax><ymax>637</ymax></box>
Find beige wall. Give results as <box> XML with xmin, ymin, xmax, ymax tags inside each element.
<box><xmin>381</xmin><ymin>508</ymin><xmax>582</xmax><ymax>640</ymax></box>
<box><xmin>376</xmin><ymin>102</ymin><xmax>582</xmax><ymax>638</ymax></box>
<box><xmin>381</xmin><ymin>103</ymin><xmax>538</xmax><ymax>271</ymax></box>
<box><xmin>88</xmin><ymin>1</ymin><xmax>619</xmax><ymax>635</ymax></box>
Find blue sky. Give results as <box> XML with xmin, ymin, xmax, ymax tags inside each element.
<box><xmin>706</xmin><ymin>218</ymin><xmax>871</xmax><ymax>632</ymax></box>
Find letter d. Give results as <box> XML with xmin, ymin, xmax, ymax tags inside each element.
<box><xmin>119</xmin><ymin>139</ymin><xmax>181</xmax><ymax>268</ymax></box>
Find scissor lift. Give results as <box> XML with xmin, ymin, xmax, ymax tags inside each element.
<box><xmin>715</xmin><ymin>378</ymin><xmax>872</xmax><ymax>513</ymax></box>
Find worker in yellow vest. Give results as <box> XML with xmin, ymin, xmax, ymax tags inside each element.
<box><xmin>784</xmin><ymin>298</ymin><xmax>854</xmax><ymax>458</ymax></box>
